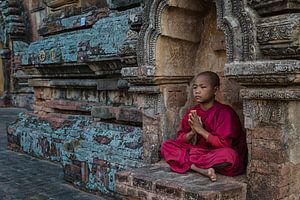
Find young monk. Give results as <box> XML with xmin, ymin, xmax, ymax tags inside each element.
<box><xmin>161</xmin><ymin>71</ymin><xmax>247</xmax><ymax>181</ymax></box>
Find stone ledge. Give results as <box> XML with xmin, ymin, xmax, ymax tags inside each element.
<box><xmin>91</xmin><ymin>105</ymin><xmax>142</xmax><ymax>124</ymax></box>
<box><xmin>116</xmin><ymin>163</ymin><xmax>247</xmax><ymax>200</ymax></box>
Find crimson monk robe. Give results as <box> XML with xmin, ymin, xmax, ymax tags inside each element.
<box><xmin>161</xmin><ymin>101</ymin><xmax>247</xmax><ymax>176</ymax></box>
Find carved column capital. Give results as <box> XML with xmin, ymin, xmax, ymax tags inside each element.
<box><xmin>225</xmin><ymin>60</ymin><xmax>300</xmax><ymax>86</ymax></box>
<box><xmin>248</xmin><ymin>0</ymin><xmax>300</xmax><ymax>16</ymax></box>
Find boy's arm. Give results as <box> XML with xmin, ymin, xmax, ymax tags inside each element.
<box><xmin>176</xmin><ymin>110</ymin><xmax>194</xmax><ymax>143</ymax></box>
<box><xmin>206</xmin><ymin>108</ymin><xmax>240</xmax><ymax>148</ymax></box>
<box><xmin>207</xmin><ymin>134</ymin><xmax>232</xmax><ymax>148</ymax></box>
<box><xmin>193</xmin><ymin>124</ymin><xmax>232</xmax><ymax>148</ymax></box>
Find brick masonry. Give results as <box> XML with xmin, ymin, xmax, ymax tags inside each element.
<box><xmin>115</xmin><ymin>164</ymin><xmax>247</xmax><ymax>200</ymax></box>
<box><xmin>7</xmin><ymin>112</ymin><xmax>144</xmax><ymax>196</ymax></box>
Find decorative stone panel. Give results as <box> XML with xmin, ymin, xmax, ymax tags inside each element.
<box><xmin>248</xmin><ymin>0</ymin><xmax>300</xmax><ymax>16</ymax></box>
<box><xmin>224</xmin><ymin>60</ymin><xmax>300</xmax><ymax>86</ymax></box>
<box><xmin>23</xmin><ymin>15</ymin><xmax>129</xmax><ymax>64</ymax></box>
<box><xmin>257</xmin><ymin>14</ymin><xmax>300</xmax><ymax>59</ymax></box>
<box><xmin>108</xmin><ymin>0</ymin><xmax>143</xmax><ymax>9</ymax></box>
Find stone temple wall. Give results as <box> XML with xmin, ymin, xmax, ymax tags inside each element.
<box><xmin>6</xmin><ymin>0</ymin><xmax>151</xmax><ymax>196</ymax></box>
<box><xmin>3</xmin><ymin>0</ymin><xmax>300</xmax><ymax>199</ymax></box>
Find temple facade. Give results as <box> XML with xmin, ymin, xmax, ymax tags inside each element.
<box><xmin>1</xmin><ymin>0</ymin><xmax>300</xmax><ymax>199</ymax></box>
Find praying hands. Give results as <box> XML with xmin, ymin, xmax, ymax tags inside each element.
<box><xmin>188</xmin><ymin>110</ymin><xmax>210</xmax><ymax>141</ymax></box>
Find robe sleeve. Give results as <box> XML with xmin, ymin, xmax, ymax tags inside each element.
<box><xmin>207</xmin><ymin>107</ymin><xmax>241</xmax><ymax>149</ymax></box>
<box><xmin>175</xmin><ymin>110</ymin><xmax>192</xmax><ymax>143</ymax></box>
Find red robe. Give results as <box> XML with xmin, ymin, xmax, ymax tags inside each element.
<box><xmin>161</xmin><ymin>101</ymin><xmax>247</xmax><ymax>176</ymax></box>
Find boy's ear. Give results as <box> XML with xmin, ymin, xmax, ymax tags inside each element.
<box><xmin>214</xmin><ymin>86</ymin><xmax>219</xmax><ymax>94</ymax></box>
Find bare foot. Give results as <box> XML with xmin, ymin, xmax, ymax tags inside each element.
<box><xmin>191</xmin><ymin>164</ymin><xmax>217</xmax><ymax>182</ymax></box>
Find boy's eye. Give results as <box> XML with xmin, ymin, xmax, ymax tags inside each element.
<box><xmin>201</xmin><ymin>86</ymin><xmax>206</xmax><ymax>88</ymax></box>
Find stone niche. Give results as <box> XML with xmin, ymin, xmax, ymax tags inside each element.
<box><xmin>147</xmin><ymin>1</ymin><xmax>241</xmax><ymax>140</ymax></box>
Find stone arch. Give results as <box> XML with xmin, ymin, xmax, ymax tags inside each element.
<box><xmin>124</xmin><ymin>0</ymin><xmax>259</xmax><ymax>164</ymax></box>
<box><xmin>138</xmin><ymin>0</ymin><xmax>257</xmax><ymax>66</ymax></box>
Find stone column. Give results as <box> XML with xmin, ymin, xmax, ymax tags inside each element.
<box><xmin>225</xmin><ymin>60</ymin><xmax>300</xmax><ymax>200</ymax></box>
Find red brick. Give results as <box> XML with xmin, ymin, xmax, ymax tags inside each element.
<box><xmin>251</xmin><ymin>146</ymin><xmax>288</xmax><ymax>163</ymax></box>
<box><xmin>115</xmin><ymin>184</ymin><xmax>128</xmax><ymax>195</ymax></box>
<box><xmin>184</xmin><ymin>191</ymin><xmax>218</xmax><ymax>200</ymax></box>
<box><xmin>81</xmin><ymin>162</ymin><xmax>89</xmax><ymax>183</ymax></box>
<box><xmin>251</xmin><ymin>126</ymin><xmax>284</xmax><ymax>141</ymax></box>
<box><xmin>92</xmin><ymin>106</ymin><xmax>142</xmax><ymax>124</ymax></box>
<box><xmin>249</xmin><ymin>160</ymin><xmax>292</xmax><ymax>176</ymax></box>
<box><xmin>278</xmin><ymin>185</ymin><xmax>290</xmax><ymax>199</ymax></box>
<box><xmin>117</xmin><ymin>107</ymin><xmax>142</xmax><ymax>124</ymax></box>
<box><xmin>116</xmin><ymin>171</ymin><xmax>131</xmax><ymax>184</ymax></box>
<box><xmin>154</xmin><ymin>180</ymin><xmax>182</xmax><ymax>198</ymax></box>
<box><xmin>63</xmin><ymin>164</ymin><xmax>81</xmax><ymax>182</ymax></box>
<box><xmin>132</xmin><ymin>176</ymin><xmax>153</xmax><ymax>191</ymax></box>
<box><xmin>94</xmin><ymin>135</ymin><xmax>112</xmax><ymax>145</ymax></box>
<box><xmin>137</xmin><ymin>190</ymin><xmax>148</xmax><ymax>200</ymax></box>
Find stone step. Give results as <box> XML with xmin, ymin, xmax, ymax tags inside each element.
<box><xmin>116</xmin><ymin>163</ymin><xmax>247</xmax><ymax>200</ymax></box>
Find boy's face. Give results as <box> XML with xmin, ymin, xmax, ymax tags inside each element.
<box><xmin>192</xmin><ymin>75</ymin><xmax>218</xmax><ymax>104</ymax></box>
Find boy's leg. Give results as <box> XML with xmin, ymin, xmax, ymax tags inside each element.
<box><xmin>213</xmin><ymin>162</ymin><xmax>231</xmax><ymax>169</ymax></box>
<box><xmin>190</xmin><ymin>162</ymin><xmax>231</xmax><ymax>181</ymax></box>
<box><xmin>190</xmin><ymin>164</ymin><xmax>217</xmax><ymax>181</ymax></box>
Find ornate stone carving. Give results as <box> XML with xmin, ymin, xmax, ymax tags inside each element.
<box><xmin>118</xmin><ymin>12</ymin><xmax>143</xmax><ymax>66</ymax></box>
<box><xmin>137</xmin><ymin>0</ymin><xmax>168</xmax><ymax>67</ymax></box>
<box><xmin>215</xmin><ymin>0</ymin><xmax>257</xmax><ymax>62</ymax></box>
<box><xmin>225</xmin><ymin>60</ymin><xmax>300</xmax><ymax>86</ymax></box>
<box><xmin>39</xmin><ymin>7</ymin><xmax>109</xmax><ymax>36</ymax></box>
<box><xmin>88</xmin><ymin>61</ymin><xmax>127</xmax><ymax>76</ymax></box>
<box><xmin>109</xmin><ymin>0</ymin><xmax>143</xmax><ymax>9</ymax></box>
<box><xmin>118</xmin><ymin>30</ymin><xmax>138</xmax><ymax>65</ymax></box>
<box><xmin>248</xmin><ymin>0</ymin><xmax>300</xmax><ymax>16</ymax></box>
<box><xmin>0</xmin><ymin>0</ymin><xmax>26</xmax><ymax>41</ymax></box>
<box><xmin>240</xmin><ymin>88</ymin><xmax>300</xmax><ymax>100</ymax></box>
<box><xmin>128</xmin><ymin>12</ymin><xmax>143</xmax><ymax>32</ymax></box>
<box><xmin>121</xmin><ymin>65</ymin><xmax>193</xmax><ymax>85</ymax></box>
<box><xmin>137</xmin><ymin>0</ymin><xmax>256</xmax><ymax>68</ymax></box>
<box><xmin>257</xmin><ymin>14</ymin><xmax>300</xmax><ymax>59</ymax></box>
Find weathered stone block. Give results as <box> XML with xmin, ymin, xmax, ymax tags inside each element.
<box><xmin>257</xmin><ymin>14</ymin><xmax>300</xmax><ymax>59</ymax></box>
<box><xmin>248</xmin><ymin>0</ymin><xmax>300</xmax><ymax>16</ymax></box>
<box><xmin>94</xmin><ymin>135</ymin><xmax>112</xmax><ymax>145</ymax></box>
<box><xmin>250</xmin><ymin>126</ymin><xmax>283</xmax><ymax>141</ymax></box>
<box><xmin>109</xmin><ymin>0</ymin><xmax>142</xmax><ymax>9</ymax></box>
<box><xmin>251</xmin><ymin>146</ymin><xmax>288</xmax><ymax>164</ymax></box>
<box><xmin>7</xmin><ymin>112</ymin><xmax>144</xmax><ymax>195</ymax></box>
<box><xmin>248</xmin><ymin>172</ymin><xmax>291</xmax><ymax>200</ymax></box>
<box><xmin>64</xmin><ymin>163</ymin><xmax>82</xmax><ymax>183</ymax></box>
<box><xmin>116</xmin><ymin>165</ymin><xmax>246</xmax><ymax>200</ymax></box>
<box><xmin>155</xmin><ymin>180</ymin><xmax>182</xmax><ymax>197</ymax></box>
<box><xmin>248</xmin><ymin>160</ymin><xmax>292</xmax><ymax>176</ymax></box>
<box><xmin>91</xmin><ymin>105</ymin><xmax>142</xmax><ymax>124</ymax></box>
<box><xmin>132</xmin><ymin>176</ymin><xmax>153</xmax><ymax>191</ymax></box>
<box><xmin>116</xmin><ymin>171</ymin><xmax>131</xmax><ymax>184</ymax></box>
<box><xmin>117</xmin><ymin>107</ymin><xmax>142</xmax><ymax>124</ymax></box>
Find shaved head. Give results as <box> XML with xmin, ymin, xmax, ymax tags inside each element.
<box><xmin>195</xmin><ymin>71</ymin><xmax>220</xmax><ymax>88</ymax></box>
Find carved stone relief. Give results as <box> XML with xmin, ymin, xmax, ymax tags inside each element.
<box><xmin>225</xmin><ymin>60</ymin><xmax>300</xmax><ymax>86</ymax></box>
<box><xmin>214</xmin><ymin>0</ymin><xmax>257</xmax><ymax>61</ymax></box>
<box><xmin>257</xmin><ymin>14</ymin><xmax>300</xmax><ymax>59</ymax></box>
<box><xmin>248</xmin><ymin>0</ymin><xmax>300</xmax><ymax>17</ymax></box>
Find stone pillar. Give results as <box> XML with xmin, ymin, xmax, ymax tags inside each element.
<box><xmin>225</xmin><ymin>61</ymin><xmax>300</xmax><ymax>200</ymax></box>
